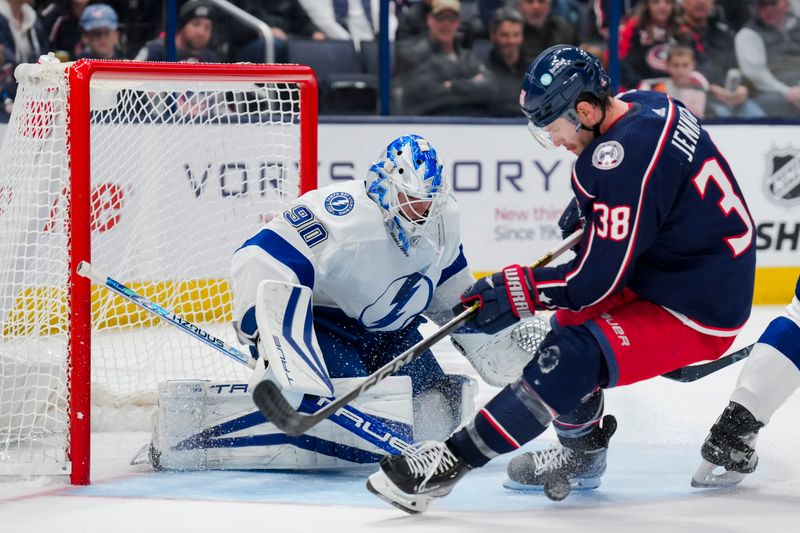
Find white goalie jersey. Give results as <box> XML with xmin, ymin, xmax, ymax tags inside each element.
<box><xmin>231</xmin><ymin>179</ymin><xmax>473</xmax><ymax>344</ymax></box>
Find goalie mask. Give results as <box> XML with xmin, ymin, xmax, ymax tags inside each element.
<box><xmin>367</xmin><ymin>134</ymin><xmax>450</xmax><ymax>255</ymax></box>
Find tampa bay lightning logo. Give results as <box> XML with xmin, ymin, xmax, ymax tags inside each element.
<box><xmin>360</xmin><ymin>273</ymin><xmax>433</xmax><ymax>331</ymax></box>
<box><xmin>324</xmin><ymin>192</ymin><xmax>355</xmax><ymax>216</ymax></box>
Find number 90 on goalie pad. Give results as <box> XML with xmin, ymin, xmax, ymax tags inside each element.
<box><xmin>255</xmin><ymin>280</ymin><xmax>333</xmax><ymax>397</ymax></box>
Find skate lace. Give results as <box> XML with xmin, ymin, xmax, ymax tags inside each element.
<box><xmin>404</xmin><ymin>441</ymin><xmax>458</xmax><ymax>489</ymax></box>
<box><xmin>532</xmin><ymin>445</ymin><xmax>574</xmax><ymax>475</ymax></box>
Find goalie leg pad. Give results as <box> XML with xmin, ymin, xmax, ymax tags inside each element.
<box><xmin>150</xmin><ymin>377</ymin><xmax>414</xmax><ymax>471</ymax></box>
<box><xmin>413</xmin><ymin>374</ymin><xmax>478</xmax><ymax>442</ymax></box>
<box><xmin>256</xmin><ymin>279</ymin><xmax>333</xmax><ymax>396</ymax></box>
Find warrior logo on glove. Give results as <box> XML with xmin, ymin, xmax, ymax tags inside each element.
<box><xmin>458</xmin><ymin>264</ymin><xmax>538</xmax><ymax>334</ymax></box>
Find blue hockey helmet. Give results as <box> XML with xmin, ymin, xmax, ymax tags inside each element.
<box><xmin>366</xmin><ymin>134</ymin><xmax>450</xmax><ymax>255</ymax></box>
<box><xmin>520</xmin><ymin>45</ymin><xmax>610</xmax><ymax>147</ymax></box>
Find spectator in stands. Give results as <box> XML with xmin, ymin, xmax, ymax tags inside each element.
<box><xmin>517</xmin><ymin>0</ymin><xmax>579</xmax><ymax>64</ymax></box>
<box><xmin>297</xmin><ymin>0</ymin><xmax>397</xmax><ymax>49</ymax></box>
<box><xmin>135</xmin><ymin>0</ymin><xmax>221</xmax><ymax>62</ymax></box>
<box><xmin>395</xmin><ymin>0</ymin><xmax>491</xmax><ymax>115</ymax></box>
<box><xmin>678</xmin><ymin>0</ymin><xmax>765</xmax><ymax>118</ymax></box>
<box><xmin>484</xmin><ymin>6</ymin><xmax>526</xmax><ymax>116</ymax></box>
<box><xmin>587</xmin><ymin>0</ymin><xmax>641</xmax><ymax>41</ymax></box>
<box><xmin>223</xmin><ymin>0</ymin><xmax>325</xmax><ymax>63</ymax></box>
<box><xmin>77</xmin><ymin>3</ymin><xmax>120</xmax><ymax>59</ymax></box>
<box><xmin>734</xmin><ymin>0</ymin><xmax>800</xmax><ymax>117</ymax></box>
<box><xmin>39</xmin><ymin>0</ymin><xmax>90</xmax><ymax>61</ymax></box>
<box><xmin>479</xmin><ymin>0</ymin><xmax>584</xmax><ymax>37</ymax></box>
<box><xmin>396</xmin><ymin>0</ymin><xmax>434</xmax><ymax>40</ymax></box>
<box><xmin>0</xmin><ymin>0</ymin><xmax>50</xmax><ymax>65</ymax></box>
<box><xmin>639</xmin><ymin>44</ymin><xmax>708</xmax><ymax>117</ymax></box>
<box><xmin>396</xmin><ymin>0</ymin><xmax>471</xmax><ymax>47</ymax></box>
<box><xmin>715</xmin><ymin>0</ymin><xmax>757</xmax><ymax>32</ymax></box>
<box><xmin>618</xmin><ymin>0</ymin><xmax>679</xmax><ymax>88</ymax></box>
<box><xmin>112</xmin><ymin>0</ymin><xmax>162</xmax><ymax>57</ymax></box>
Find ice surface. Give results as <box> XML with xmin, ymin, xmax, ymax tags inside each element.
<box><xmin>3</xmin><ymin>306</ymin><xmax>800</xmax><ymax>532</ymax></box>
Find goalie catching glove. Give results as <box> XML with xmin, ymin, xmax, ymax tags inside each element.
<box><xmin>457</xmin><ymin>265</ymin><xmax>538</xmax><ymax>334</ymax></box>
<box><xmin>450</xmin><ymin>316</ymin><xmax>549</xmax><ymax>387</ymax></box>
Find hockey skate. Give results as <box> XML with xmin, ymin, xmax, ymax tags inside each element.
<box><xmin>504</xmin><ymin>414</ymin><xmax>617</xmax><ymax>501</ymax></box>
<box><xmin>366</xmin><ymin>441</ymin><xmax>470</xmax><ymax>514</ymax></box>
<box><xmin>692</xmin><ymin>402</ymin><xmax>763</xmax><ymax>488</ymax></box>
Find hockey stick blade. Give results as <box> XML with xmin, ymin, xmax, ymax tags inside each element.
<box><xmin>253</xmin><ymin>231</ymin><xmax>584</xmax><ymax>436</ymax></box>
<box><xmin>253</xmin><ymin>381</ymin><xmax>310</xmax><ymax>436</ymax></box>
<box><xmin>661</xmin><ymin>344</ymin><xmax>753</xmax><ymax>383</ymax></box>
<box><xmin>253</xmin><ymin>307</ymin><xmax>473</xmax><ymax>436</ymax></box>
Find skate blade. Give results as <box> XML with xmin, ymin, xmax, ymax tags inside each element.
<box><xmin>502</xmin><ymin>476</ymin><xmax>602</xmax><ymax>493</ymax></box>
<box><xmin>366</xmin><ymin>470</ymin><xmax>431</xmax><ymax>515</ymax></box>
<box><xmin>691</xmin><ymin>459</ymin><xmax>746</xmax><ymax>488</ymax></box>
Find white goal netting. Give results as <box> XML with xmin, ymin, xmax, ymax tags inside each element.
<box><xmin>0</xmin><ymin>60</ymin><xmax>315</xmax><ymax>478</ymax></box>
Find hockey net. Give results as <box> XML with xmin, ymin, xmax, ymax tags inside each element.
<box><xmin>0</xmin><ymin>59</ymin><xmax>317</xmax><ymax>483</ymax></box>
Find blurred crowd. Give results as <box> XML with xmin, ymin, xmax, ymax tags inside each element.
<box><xmin>1</xmin><ymin>0</ymin><xmax>799</xmax><ymax>119</ymax></box>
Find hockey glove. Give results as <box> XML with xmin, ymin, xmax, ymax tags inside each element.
<box><xmin>457</xmin><ymin>265</ymin><xmax>538</xmax><ymax>335</ymax></box>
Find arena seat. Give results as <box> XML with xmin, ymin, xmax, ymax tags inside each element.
<box><xmin>287</xmin><ymin>39</ymin><xmax>377</xmax><ymax>114</ymax></box>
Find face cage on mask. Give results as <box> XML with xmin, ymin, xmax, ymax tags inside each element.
<box><xmin>383</xmin><ymin>178</ymin><xmax>449</xmax><ymax>256</ymax></box>
<box><xmin>526</xmin><ymin>107</ymin><xmax>582</xmax><ymax>150</ymax></box>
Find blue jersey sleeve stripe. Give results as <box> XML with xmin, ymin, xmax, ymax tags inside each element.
<box><xmin>758</xmin><ymin>316</ymin><xmax>800</xmax><ymax>371</ymax></box>
<box><xmin>240</xmin><ymin>306</ymin><xmax>257</xmax><ymax>338</ymax></box>
<box><xmin>302</xmin><ymin>295</ymin><xmax>333</xmax><ymax>391</ymax></box>
<box><xmin>283</xmin><ymin>286</ymin><xmax>334</xmax><ymax>392</ymax></box>
<box><xmin>176</xmin><ymin>408</ymin><xmax>386</xmax><ymax>462</ymax></box>
<box><xmin>437</xmin><ymin>245</ymin><xmax>468</xmax><ymax>287</ymax></box>
<box><xmin>239</xmin><ymin>229</ymin><xmax>315</xmax><ymax>289</ymax></box>
<box><xmin>585</xmin><ymin>320</ymin><xmax>621</xmax><ymax>388</ymax></box>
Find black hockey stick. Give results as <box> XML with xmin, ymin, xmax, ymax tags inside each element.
<box><xmin>661</xmin><ymin>343</ymin><xmax>753</xmax><ymax>383</ymax></box>
<box><xmin>254</xmin><ymin>230</ymin><xmax>585</xmax><ymax>437</ymax></box>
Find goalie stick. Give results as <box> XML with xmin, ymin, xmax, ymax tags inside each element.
<box><xmin>75</xmin><ymin>261</ymin><xmax>414</xmax><ymax>455</ymax></box>
<box><xmin>253</xmin><ymin>230</ymin><xmax>586</xmax><ymax>437</ymax></box>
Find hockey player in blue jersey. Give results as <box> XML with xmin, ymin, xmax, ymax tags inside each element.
<box><xmin>228</xmin><ymin>134</ymin><xmax>535</xmax><ymax>468</ymax></box>
<box><xmin>693</xmin><ymin>275</ymin><xmax>800</xmax><ymax>488</ymax></box>
<box><xmin>366</xmin><ymin>45</ymin><xmax>757</xmax><ymax>513</ymax></box>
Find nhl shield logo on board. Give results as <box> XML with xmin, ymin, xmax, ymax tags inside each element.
<box><xmin>763</xmin><ymin>147</ymin><xmax>800</xmax><ymax>206</ymax></box>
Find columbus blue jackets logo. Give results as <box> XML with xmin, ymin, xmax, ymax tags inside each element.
<box><xmin>763</xmin><ymin>147</ymin><xmax>800</xmax><ymax>206</ymax></box>
<box><xmin>592</xmin><ymin>141</ymin><xmax>625</xmax><ymax>170</ymax></box>
<box><xmin>360</xmin><ymin>273</ymin><xmax>433</xmax><ymax>331</ymax></box>
<box><xmin>324</xmin><ymin>192</ymin><xmax>355</xmax><ymax>216</ymax></box>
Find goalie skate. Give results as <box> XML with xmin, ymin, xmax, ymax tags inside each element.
<box><xmin>504</xmin><ymin>415</ymin><xmax>617</xmax><ymax>500</ymax></box>
<box><xmin>366</xmin><ymin>441</ymin><xmax>470</xmax><ymax>514</ymax></box>
<box><xmin>692</xmin><ymin>402</ymin><xmax>763</xmax><ymax>488</ymax></box>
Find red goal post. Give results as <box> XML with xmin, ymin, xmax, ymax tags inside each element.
<box><xmin>0</xmin><ymin>59</ymin><xmax>318</xmax><ymax>485</ymax></box>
